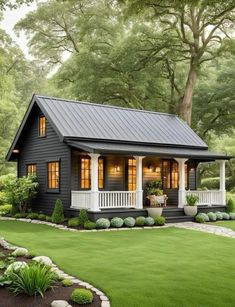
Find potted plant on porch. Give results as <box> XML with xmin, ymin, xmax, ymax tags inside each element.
<box><xmin>184</xmin><ymin>194</ymin><xmax>199</xmax><ymax>216</ymax></box>
<box><xmin>145</xmin><ymin>180</ymin><xmax>167</xmax><ymax>217</ymax></box>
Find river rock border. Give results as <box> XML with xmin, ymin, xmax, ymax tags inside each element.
<box><xmin>0</xmin><ymin>237</ymin><xmax>110</xmax><ymax>307</ymax></box>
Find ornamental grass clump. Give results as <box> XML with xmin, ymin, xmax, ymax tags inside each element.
<box><xmin>95</xmin><ymin>218</ymin><xmax>110</xmax><ymax>229</ymax></box>
<box><xmin>195</xmin><ymin>214</ymin><xmax>206</xmax><ymax>223</ymax></box>
<box><xmin>8</xmin><ymin>263</ymin><xmax>56</xmax><ymax>297</ymax></box>
<box><xmin>186</xmin><ymin>194</ymin><xmax>199</xmax><ymax>206</ymax></box>
<box><xmin>51</xmin><ymin>199</ymin><xmax>64</xmax><ymax>224</ymax></box>
<box><xmin>70</xmin><ymin>288</ymin><xmax>93</xmax><ymax>304</ymax></box>
<box><xmin>110</xmin><ymin>217</ymin><xmax>124</xmax><ymax>228</ymax></box>
<box><xmin>145</xmin><ymin>217</ymin><xmax>155</xmax><ymax>226</ymax></box>
<box><xmin>207</xmin><ymin>212</ymin><xmax>217</xmax><ymax>221</ymax></box>
<box><xmin>154</xmin><ymin>216</ymin><xmax>165</xmax><ymax>226</ymax></box>
<box><xmin>135</xmin><ymin>216</ymin><xmax>146</xmax><ymax>227</ymax></box>
<box><xmin>123</xmin><ymin>217</ymin><xmax>135</xmax><ymax>227</ymax></box>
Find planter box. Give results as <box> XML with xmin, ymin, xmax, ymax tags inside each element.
<box><xmin>146</xmin><ymin>207</ymin><xmax>163</xmax><ymax>218</ymax></box>
<box><xmin>184</xmin><ymin>205</ymin><xmax>198</xmax><ymax>217</ymax></box>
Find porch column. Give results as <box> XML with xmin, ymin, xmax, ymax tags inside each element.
<box><xmin>175</xmin><ymin>158</ymin><xmax>188</xmax><ymax>208</ymax></box>
<box><xmin>88</xmin><ymin>153</ymin><xmax>100</xmax><ymax>211</ymax></box>
<box><xmin>134</xmin><ymin>156</ymin><xmax>145</xmax><ymax>209</ymax></box>
<box><xmin>218</xmin><ymin>160</ymin><xmax>226</xmax><ymax>205</ymax></box>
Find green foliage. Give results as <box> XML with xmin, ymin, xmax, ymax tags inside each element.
<box><xmin>26</xmin><ymin>213</ymin><xmax>39</xmax><ymax>220</ymax></box>
<box><xmin>154</xmin><ymin>216</ymin><xmax>165</xmax><ymax>226</ymax></box>
<box><xmin>45</xmin><ymin>216</ymin><xmax>52</xmax><ymax>222</ymax></box>
<box><xmin>4</xmin><ymin>176</ymin><xmax>38</xmax><ymax>213</ymax></box>
<box><xmin>135</xmin><ymin>216</ymin><xmax>146</xmax><ymax>227</ymax></box>
<box><xmin>38</xmin><ymin>214</ymin><xmax>47</xmax><ymax>221</ymax></box>
<box><xmin>62</xmin><ymin>279</ymin><xmax>73</xmax><ymax>287</ymax></box>
<box><xmin>198</xmin><ymin>213</ymin><xmax>209</xmax><ymax>222</ymax></box>
<box><xmin>8</xmin><ymin>263</ymin><xmax>56</xmax><ymax>297</ymax></box>
<box><xmin>95</xmin><ymin>218</ymin><xmax>110</xmax><ymax>229</ymax></box>
<box><xmin>27</xmin><ymin>252</ymin><xmax>37</xmax><ymax>259</ymax></box>
<box><xmin>222</xmin><ymin>212</ymin><xmax>230</xmax><ymax>220</ymax></box>
<box><xmin>195</xmin><ymin>215</ymin><xmax>206</xmax><ymax>224</ymax></box>
<box><xmin>123</xmin><ymin>217</ymin><xmax>135</xmax><ymax>228</ymax></box>
<box><xmin>144</xmin><ymin>180</ymin><xmax>162</xmax><ymax>196</ymax></box>
<box><xmin>78</xmin><ymin>209</ymin><xmax>89</xmax><ymax>226</ymax></box>
<box><xmin>186</xmin><ymin>194</ymin><xmax>199</xmax><ymax>206</ymax></box>
<box><xmin>14</xmin><ymin>213</ymin><xmax>27</xmax><ymax>218</ymax></box>
<box><xmin>0</xmin><ymin>204</ymin><xmax>12</xmax><ymax>216</ymax></box>
<box><xmin>226</xmin><ymin>198</ymin><xmax>235</xmax><ymax>213</ymax></box>
<box><xmin>70</xmin><ymin>288</ymin><xmax>93</xmax><ymax>304</ymax></box>
<box><xmin>0</xmin><ymin>191</ymin><xmax>6</xmax><ymax>205</ymax></box>
<box><xmin>68</xmin><ymin>217</ymin><xmax>80</xmax><ymax>227</ymax></box>
<box><xmin>110</xmin><ymin>217</ymin><xmax>124</xmax><ymax>228</ymax></box>
<box><xmin>215</xmin><ymin>212</ymin><xmax>223</xmax><ymax>220</ymax></box>
<box><xmin>84</xmin><ymin>221</ymin><xmax>96</xmax><ymax>230</ymax></box>
<box><xmin>0</xmin><ymin>275</ymin><xmax>12</xmax><ymax>287</ymax></box>
<box><xmin>207</xmin><ymin>212</ymin><xmax>217</xmax><ymax>222</ymax></box>
<box><xmin>145</xmin><ymin>217</ymin><xmax>155</xmax><ymax>226</ymax></box>
<box><xmin>229</xmin><ymin>213</ymin><xmax>235</xmax><ymax>220</ymax></box>
<box><xmin>51</xmin><ymin>199</ymin><xmax>64</xmax><ymax>224</ymax></box>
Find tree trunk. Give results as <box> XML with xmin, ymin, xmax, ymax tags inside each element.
<box><xmin>179</xmin><ymin>63</ymin><xmax>197</xmax><ymax>126</ymax></box>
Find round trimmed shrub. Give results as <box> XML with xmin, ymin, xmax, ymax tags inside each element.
<box><xmin>110</xmin><ymin>217</ymin><xmax>124</xmax><ymax>228</ymax></box>
<box><xmin>145</xmin><ymin>217</ymin><xmax>155</xmax><ymax>226</ymax></box>
<box><xmin>222</xmin><ymin>212</ymin><xmax>230</xmax><ymax>220</ymax></box>
<box><xmin>68</xmin><ymin>217</ymin><xmax>80</xmax><ymax>227</ymax></box>
<box><xmin>14</xmin><ymin>213</ymin><xmax>27</xmax><ymax>219</ymax></box>
<box><xmin>38</xmin><ymin>214</ymin><xmax>47</xmax><ymax>221</ymax></box>
<box><xmin>195</xmin><ymin>214</ymin><xmax>206</xmax><ymax>223</ymax></box>
<box><xmin>123</xmin><ymin>217</ymin><xmax>135</xmax><ymax>228</ymax></box>
<box><xmin>26</xmin><ymin>213</ymin><xmax>39</xmax><ymax>220</ymax></box>
<box><xmin>154</xmin><ymin>216</ymin><xmax>165</xmax><ymax>226</ymax></box>
<box><xmin>95</xmin><ymin>218</ymin><xmax>110</xmax><ymax>229</ymax></box>
<box><xmin>207</xmin><ymin>212</ymin><xmax>217</xmax><ymax>221</ymax></box>
<box><xmin>62</xmin><ymin>279</ymin><xmax>73</xmax><ymax>287</ymax></box>
<box><xmin>84</xmin><ymin>221</ymin><xmax>96</xmax><ymax>230</ymax></box>
<box><xmin>198</xmin><ymin>212</ymin><xmax>209</xmax><ymax>222</ymax></box>
<box><xmin>215</xmin><ymin>212</ymin><xmax>223</xmax><ymax>220</ymax></box>
<box><xmin>70</xmin><ymin>288</ymin><xmax>93</xmax><ymax>304</ymax></box>
<box><xmin>45</xmin><ymin>216</ymin><xmax>52</xmax><ymax>222</ymax></box>
<box><xmin>135</xmin><ymin>216</ymin><xmax>146</xmax><ymax>227</ymax></box>
<box><xmin>229</xmin><ymin>212</ymin><xmax>235</xmax><ymax>220</ymax></box>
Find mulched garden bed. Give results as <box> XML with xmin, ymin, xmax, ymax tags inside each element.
<box><xmin>0</xmin><ymin>246</ymin><xmax>101</xmax><ymax>307</ymax></box>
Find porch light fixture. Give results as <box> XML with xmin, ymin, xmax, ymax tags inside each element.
<box><xmin>13</xmin><ymin>149</ymin><xmax>19</xmax><ymax>153</ymax></box>
<box><xmin>148</xmin><ymin>165</ymin><xmax>154</xmax><ymax>172</ymax></box>
<box><xmin>114</xmin><ymin>165</ymin><xmax>120</xmax><ymax>172</ymax></box>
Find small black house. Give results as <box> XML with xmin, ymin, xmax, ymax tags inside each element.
<box><xmin>6</xmin><ymin>94</ymin><xmax>229</xmax><ymax>219</ymax></box>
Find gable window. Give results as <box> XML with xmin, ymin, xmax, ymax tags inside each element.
<box><xmin>47</xmin><ymin>161</ymin><xmax>59</xmax><ymax>190</ymax></box>
<box><xmin>27</xmin><ymin>164</ymin><xmax>36</xmax><ymax>176</ymax></box>
<box><xmin>81</xmin><ymin>157</ymin><xmax>90</xmax><ymax>189</ymax></box>
<box><xmin>128</xmin><ymin>158</ymin><xmax>136</xmax><ymax>191</ymax></box>
<box><xmin>98</xmin><ymin>158</ymin><xmax>104</xmax><ymax>189</ymax></box>
<box><xmin>39</xmin><ymin>115</ymin><xmax>46</xmax><ymax>137</ymax></box>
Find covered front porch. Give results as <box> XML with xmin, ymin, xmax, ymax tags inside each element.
<box><xmin>69</xmin><ymin>145</ymin><xmax>227</xmax><ymax>212</ymax></box>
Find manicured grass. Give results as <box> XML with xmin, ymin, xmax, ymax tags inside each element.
<box><xmin>209</xmin><ymin>220</ymin><xmax>235</xmax><ymax>231</ymax></box>
<box><xmin>0</xmin><ymin>221</ymin><xmax>235</xmax><ymax>307</ymax></box>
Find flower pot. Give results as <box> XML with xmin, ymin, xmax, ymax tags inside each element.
<box><xmin>147</xmin><ymin>207</ymin><xmax>163</xmax><ymax>218</ymax></box>
<box><xmin>184</xmin><ymin>205</ymin><xmax>198</xmax><ymax>216</ymax></box>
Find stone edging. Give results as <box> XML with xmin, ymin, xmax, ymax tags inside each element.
<box><xmin>0</xmin><ymin>216</ymin><xmax>169</xmax><ymax>232</ymax></box>
<box><xmin>0</xmin><ymin>237</ymin><xmax>110</xmax><ymax>307</ymax></box>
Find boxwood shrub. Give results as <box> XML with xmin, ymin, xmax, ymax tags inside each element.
<box><xmin>195</xmin><ymin>214</ymin><xmax>205</xmax><ymax>223</ymax></box>
<box><xmin>26</xmin><ymin>213</ymin><xmax>39</xmax><ymax>220</ymax></box>
<box><xmin>38</xmin><ymin>214</ymin><xmax>47</xmax><ymax>221</ymax></box>
<box><xmin>145</xmin><ymin>217</ymin><xmax>155</xmax><ymax>226</ymax></box>
<box><xmin>207</xmin><ymin>212</ymin><xmax>217</xmax><ymax>221</ymax></box>
<box><xmin>123</xmin><ymin>217</ymin><xmax>135</xmax><ymax>228</ymax></box>
<box><xmin>14</xmin><ymin>213</ymin><xmax>27</xmax><ymax>219</ymax></box>
<box><xmin>229</xmin><ymin>212</ymin><xmax>235</xmax><ymax>220</ymax></box>
<box><xmin>70</xmin><ymin>288</ymin><xmax>93</xmax><ymax>304</ymax></box>
<box><xmin>197</xmin><ymin>212</ymin><xmax>209</xmax><ymax>222</ymax></box>
<box><xmin>95</xmin><ymin>218</ymin><xmax>110</xmax><ymax>229</ymax></box>
<box><xmin>215</xmin><ymin>212</ymin><xmax>223</xmax><ymax>220</ymax></box>
<box><xmin>84</xmin><ymin>221</ymin><xmax>96</xmax><ymax>230</ymax></box>
<box><xmin>62</xmin><ymin>279</ymin><xmax>73</xmax><ymax>287</ymax></box>
<box><xmin>135</xmin><ymin>216</ymin><xmax>146</xmax><ymax>227</ymax></box>
<box><xmin>68</xmin><ymin>217</ymin><xmax>80</xmax><ymax>227</ymax></box>
<box><xmin>110</xmin><ymin>217</ymin><xmax>124</xmax><ymax>228</ymax></box>
<box><xmin>154</xmin><ymin>216</ymin><xmax>165</xmax><ymax>226</ymax></box>
<box><xmin>222</xmin><ymin>212</ymin><xmax>230</xmax><ymax>220</ymax></box>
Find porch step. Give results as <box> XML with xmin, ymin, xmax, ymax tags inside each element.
<box><xmin>162</xmin><ymin>208</ymin><xmax>185</xmax><ymax>217</ymax></box>
<box><xmin>165</xmin><ymin>215</ymin><xmax>195</xmax><ymax>223</ymax></box>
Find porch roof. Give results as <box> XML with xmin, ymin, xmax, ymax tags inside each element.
<box><xmin>67</xmin><ymin>140</ymin><xmax>231</xmax><ymax>161</ymax></box>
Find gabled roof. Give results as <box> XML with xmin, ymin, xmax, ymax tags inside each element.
<box><xmin>7</xmin><ymin>94</ymin><xmax>230</xmax><ymax>161</ymax></box>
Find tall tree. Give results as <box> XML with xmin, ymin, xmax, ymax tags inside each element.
<box><xmin>122</xmin><ymin>0</ymin><xmax>235</xmax><ymax>125</ymax></box>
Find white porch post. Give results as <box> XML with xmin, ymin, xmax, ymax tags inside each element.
<box><xmin>218</xmin><ymin>160</ymin><xmax>226</xmax><ymax>205</ymax></box>
<box><xmin>134</xmin><ymin>156</ymin><xmax>145</xmax><ymax>209</ymax></box>
<box><xmin>88</xmin><ymin>153</ymin><xmax>100</xmax><ymax>211</ymax></box>
<box><xmin>175</xmin><ymin>158</ymin><xmax>188</xmax><ymax>208</ymax></box>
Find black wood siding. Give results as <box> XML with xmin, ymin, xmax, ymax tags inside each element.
<box><xmin>18</xmin><ymin>106</ymin><xmax>71</xmax><ymax>214</ymax></box>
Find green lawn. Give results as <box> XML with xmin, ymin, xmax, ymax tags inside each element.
<box><xmin>209</xmin><ymin>220</ymin><xmax>235</xmax><ymax>231</ymax></box>
<box><xmin>0</xmin><ymin>221</ymin><xmax>235</xmax><ymax>307</ymax></box>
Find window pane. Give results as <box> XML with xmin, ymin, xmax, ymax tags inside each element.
<box><xmin>27</xmin><ymin>164</ymin><xmax>36</xmax><ymax>176</ymax></box>
<box><xmin>163</xmin><ymin>161</ymin><xmax>171</xmax><ymax>188</ymax></box>
<box><xmin>47</xmin><ymin>161</ymin><xmax>59</xmax><ymax>189</ymax></box>
<box><xmin>81</xmin><ymin>158</ymin><xmax>90</xmax><ymax>189</ymax></box>
<box><xmin>128</xmin><ymin>158</ymin><xmax>136</xmax><ymax>191</ymax></box>
<box><xmin>171</xmin><ymin>161</ymin><xmax>178</xmax><ymax>188</ymax></box>
<box><xmin>39</xmin><ymin>116</ymin><xmax>46</xmax><ymax>136</ymax></box>
<box><xmin>98</xmin><ymin>158</ymin><xmax>104</xmax><ymax>189</ymax></box>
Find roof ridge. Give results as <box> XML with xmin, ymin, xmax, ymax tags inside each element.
<box><xmin>35</xmin><ymin>94</ymin><xmax>177</xmax><ymax>117</ymax></box>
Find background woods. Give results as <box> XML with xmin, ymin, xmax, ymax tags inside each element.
<box><xmin>1</xmin><ymin>0</ymin><xmax>235</xmax><ymax>189</ymax></box>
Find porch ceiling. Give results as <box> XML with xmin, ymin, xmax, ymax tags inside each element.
<box><xmin>67</xmin><ymin>140</ymin><xmax>232</xmax><ymax>161</ymax></box>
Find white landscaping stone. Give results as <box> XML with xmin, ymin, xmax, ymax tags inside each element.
<box><xmin>100</xmin><ymin>295</ymin><xmax>109</xmax><ymax>301</ymax></box>
<box><xmin>33</xmin><ymin>256</ymin><xmax>53</xmax><ymax>266</ymax></box>
<box><xmin>6</xmin><ymin>261</ymin><xmax>28</xmax><ymax>273</ymax></box>
<box><xmin>51</xmin><ymin>300</ymin><xmax>72</xmax><ymax>307</ymax></box>
<box><xmin>12</xmin><ymin>247</ymin><xmax>28</xmax><ymax>257</ymax></box>
<box><xmin>101</xmin><ymin>301</ymin><xmax>110</xmax><ymax>307</ymax></box>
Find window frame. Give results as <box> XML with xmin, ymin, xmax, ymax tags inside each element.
<box><xmin>38</xmin><ymin>115</ymin><xmax>46</xmax><ymax>137</ymax></box>
<box><xmin>80</xmin><ymin>157</ymin><xmax>91</xmax><ymax>190</ymax></box>
<box><xmin>26</xmin><ymin>164</ymin><xmax>37</xmax><ymax>176</ymax></box>
<box><xmin>98</xmin><ymin>157</ymin><xmax>105</xmax><ymax>190</ymax></box>
<box><xmin>47</xmin><ymin>160</ymin><xmax>60</xmax><ymax>193</ymax></box>
<box><xmin>127</xmin><ymin>158</ymin><xmax>136</xmax><ymax>191</ymax></box>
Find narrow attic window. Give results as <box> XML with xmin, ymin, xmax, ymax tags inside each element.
<box><xmin>38</xmin><ymin>115</ymin><xmax>46</xmax><ymax>137</ymax></box>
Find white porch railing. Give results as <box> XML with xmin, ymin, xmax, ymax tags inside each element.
<box><xmin>71</xmin><ymin>190</ymin><xmax>137</xmax><ymax>210</ymax></box>
<box><xmin>185</xmin><ymin>190</ymin><xmax>225</xmax><ymax>206</ymax></box>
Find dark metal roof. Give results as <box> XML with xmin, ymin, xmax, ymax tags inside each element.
<box><xmin>35</xmin><ymin>95</ymin><xmax>207</xmax><ymax>148</ymax></box>
<box><xmin>67</xmin><ymin>141</ymin><xmax>231</xmax><ymax>160</ymax></box>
